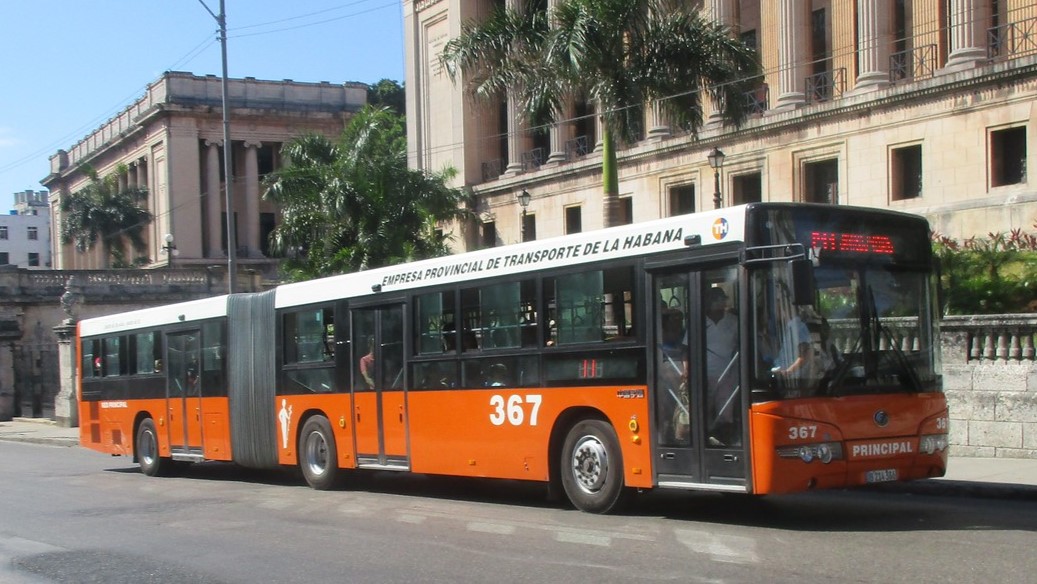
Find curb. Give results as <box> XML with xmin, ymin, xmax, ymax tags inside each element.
<box><xmin>0</xmin><ymin>435</ymin><xmax>80</xmax><ymax>448</ymax></box>
<box><xmin>867</xmin><ymin>479</ymin><xmax>1037</xmax><ymax>501</ymax></box>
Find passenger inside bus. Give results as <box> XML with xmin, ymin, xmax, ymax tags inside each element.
<box><xmin>360</xmin><ymin>338</ymin><xmax>375</xmax><ymax>388</ymax></box>
<box><xmin>705</xmin><ymin>286</ymin><xmax>739</xmax><ymax>446</ymax></box>
<box><xmin>659</xmin><ymin>307</ymin><xmax>689</xmax><ymax>442</ymax></box>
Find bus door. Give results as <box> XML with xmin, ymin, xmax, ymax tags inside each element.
<box><xmin>166</xmin><ymin>330</ymin><xmax>204</xmax><ymax>460</ymax></box>
<box><xmin>651</xmin><ymin>264</ymin><xmax>746</xmax><ymax>489</ymax></box>
<box><xmin>351</xmin><ymin>303</ymin><xmax>409</xmax><ymax>468</ymax></box>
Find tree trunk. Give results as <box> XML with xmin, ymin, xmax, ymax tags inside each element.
<box><xmin>601</xmin><ymin>126</ymin><xmax>621</xmax><ymax>228</ymax></box>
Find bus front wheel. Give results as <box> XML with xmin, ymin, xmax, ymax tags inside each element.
<box><xmin>136</xmin><ymin>418</ymin><xmax>167</xmax><ymax>477</ymax></box>
<box><xmin>299</xmin><ymin>416</ymin><xmax>341</xmax><ymax>490</ymax></box>
<box><xmin>560</xmin><ymin>419</ymin><xmax>629</xmax><ymax>514</ymax></box>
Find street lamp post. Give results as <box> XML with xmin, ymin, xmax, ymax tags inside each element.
<box><xmin>163</xmin><ymin>233</ymin><xmax>179</xmax><ymax>267</ymax></box>
<box><xmin>197</xmin><ymin>0</ymin><xmax>236</xmax><ymax>293</ymax></box>
<box><xmin>707</xmin><ymin>147</ymin><xmax>726</xmax><ymax>209</ymax></box>
<box><xmin>518</xmin><ymin>189</ymin><xmax>531</xmax><ymax>242</ymax></box>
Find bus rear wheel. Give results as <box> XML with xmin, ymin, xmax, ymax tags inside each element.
<box><xmin>299</xmin><ymin>416</ymin><xmax>340</xmax><ymax>490</ymax></box>
<box><xmin>136</xmin><ymin>418</ymin><xmax>168</xmax><ymax>477</ymax></box>
<box><xmin>560</xmin><ymin>419</ymin><xmax>629</xmax><ymax>514</ymax></box>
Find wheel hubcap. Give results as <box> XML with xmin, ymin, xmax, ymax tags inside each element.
<box><xmin>140</xmin><ymin>430</ymin><xmax>156</xmax><ymax>465</ymax></box>
<box><xmin>571</xmin><ymin>435</ymin><xmax>608</xmax><ymax>494</ymax></box>
<box><xmin>304</xmin><ymin>432</ymin><xmax>329</xmax><ymax>476</ymax></box>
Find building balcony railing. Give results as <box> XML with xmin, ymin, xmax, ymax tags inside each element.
<box><xmin>988</xmin><ymin>16</ymin><xmax>1037</xmax><ymax>61</ymax></box>
<box><xmin>481</xmin><ymin>159</ymin><xmax>503</xmax><ymax>182</ymax></box>
<box><xmin>743</xmin><ymin>83</ymin><xmax>769</xmax><ymax>116</ymax></box>
<box><xmin>890</xmin><ymin>44</ymin><xmax>937</xmax><ymax>83</ymax></box>
<box><xmin>805</xmin><ymin>67</ymin><xmax>846</xmax><ymax>103</ymax></box>
<box><xmin>521</xmin><ymin>147</ymin><xmax>545</xmax><ymax>171</ymax></box>
<box><xmin>565</xmin><ymin>135</ymin><xmax>591</xmax><ymax>161</ymax></box>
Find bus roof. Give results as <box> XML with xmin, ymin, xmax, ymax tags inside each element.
<box><xmin>79</xmin><ymin>204</ymin><xmax>753</xmax><ymax>335</ymax></box>
<box><xmin>273</xmin><ymin>205</ymin><xmax>749</xmax><ymax>309</ymax></box>
<box><xmin>79</xmin><ymin>294</ymin><xmax>229</xmax><ymax>338</ymax></box>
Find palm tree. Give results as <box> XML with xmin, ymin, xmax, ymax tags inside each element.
<box><xmin>264</xmin><ymin>105</ymin><xmax>470</xmax><ymax>281</ymax></box>
<box><xmin>59</xmin><ymin>165</ymin><xmax>152</xmax><ymax>268</ymax></box>
<box><xmin>441</xmin><ymin>0</ymin><xmax>761</xmax><ymax>226</ymax></box>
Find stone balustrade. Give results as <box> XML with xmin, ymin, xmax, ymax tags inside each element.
<box><xmin>941</xmin><ymin>315</ymin><xmax>1037</xmax><ymax>458</ymax></box>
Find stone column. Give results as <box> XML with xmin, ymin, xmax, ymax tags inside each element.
<box><xmin>775</xmin><ymin>0</ymin><xmax>809</xmax><ymax>110</ymax></box>
<box><xmin>854</xmin><ymin>0</ymin><xmax>892</xmax><ymax>90</ymax></box>
<box><xmin>647</xmin><ymin>100</ymin><xmax>672</xmax><ymax>140</ymax></box>
<box><xmin>205</xmin><ymin>140</ymin><xmax>224</xmax><ymax>257</ymax></box>
<box><xmin>243</xmin><ymin>141</ymin><xmax>261</xmax><ymax>257</ymax></box>
<box><xmin>54</xmin><ymin>277</ymin><xmax>82</xmax><ymax>428</ymax></box>
<box><xmin>136</xmin><ymin>157</ymin><xmax>147</xmax><ymax>189</ymax></box>
<box><xmin>53</xmin><ymin>323</ymin><xmax>78</xmax><ymax>428</ymax></box>
<box><xmin>945</xmin><ymin>0</ymin><xmax>986</xmax><ymax>69</ymax></box>
<box><xmin>547</xmin><ymin>101</ymin><xmax>575</xmax><ymax>165</ymax></box>
<box><xmin>711</xmin><ymin>0</ymin><xmax>737</xmax><ymax>29</ymax></box>
<box><xmin>503</xmin><ymin>93</ymin><xmax>526</xmax><ymax>176</ymax></box>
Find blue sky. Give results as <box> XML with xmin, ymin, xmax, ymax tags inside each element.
<box><xmin>0</xmin><ymin>0</ymin><xmax>405</xmax><ymax>210</ymax></box>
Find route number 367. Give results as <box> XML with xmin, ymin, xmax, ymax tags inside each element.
<box><xmin>489</xmin><ymin>394</ymin><xmax>543</xmax><ymax>426</ymax></box>
<box><xmin>788</xmin><ymin>425</ymin><xmax>818</xmax><ymax>440</ymax></box>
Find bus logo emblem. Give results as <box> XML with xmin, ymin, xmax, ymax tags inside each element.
<box><xmin>874</xmin><ymin>410</ymin><xmax>889</xmax><ymax>427</ymax></box>
<box><xmin>712</xmin><ymin>218</ymin><xmax>729</xmax><ymax>240</ymax></box>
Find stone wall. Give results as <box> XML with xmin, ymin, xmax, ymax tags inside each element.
<box><xmin>0</xmin><ymin>266</ymin><xmax>262</xmax><ymax>421</ymax></box>
<box><xmin>942</xmin><ymin>315</ymin><xmax>1037</xmax><ymax>458</ymax></box>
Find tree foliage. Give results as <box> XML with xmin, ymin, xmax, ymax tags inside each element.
<box><xmin>264</xmin><ymin>105</ymin><xmax>470</xmax><ymax>281</ymax></box>
<box><xmin>440</xmin><ymin>0</ymin><xmax>760</xmax><ymax>225</ymax></box>
<box><xmin>933</xmin><ymin>229</ymin><xmax>1037</xmax><ymax>314</ymax></box>
<box><xmin>367</xmin><ymin>79</ymin><xmax>405</xmax><ymax>116</ymax></box>
<box><xmin>59</xmin><ymin>165</ymin><xmax>152</xmax><ymax>268</ymax></box>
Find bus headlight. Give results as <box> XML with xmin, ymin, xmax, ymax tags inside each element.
<box><xmin>919</xmin><ymin>434</ymin><xmax>948</xmax><ymax>455</ymax></box>
<box><xmin>777</xmin><ymin>442</ymin><xmax>843</xmax><ymax>464</ymax></box>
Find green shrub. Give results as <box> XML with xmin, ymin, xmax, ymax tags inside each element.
<box><xmin>933</xmin><ymin>229</ymin><xmax>1037</xmax><ymax>315</ymax></box>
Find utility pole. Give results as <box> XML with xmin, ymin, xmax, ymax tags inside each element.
<box><xmin>198</xmin><ymin>0</ymin><xmax>237</xmax><ymax>293</ymax></box>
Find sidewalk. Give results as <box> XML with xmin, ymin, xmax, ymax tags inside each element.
<box><xmin>1</xmin><ymin>417</ymin><xmax>1035</xmax><ymax>499</ymax></box>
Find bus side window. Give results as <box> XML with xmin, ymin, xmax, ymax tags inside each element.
<box><xmin>416</xmin><ymin>290</ymin><xmax>456</xmax><ymax>355</ymax></box>
<box><xmin>545</xmin><ymin>266</ymin><xmax>636</xmax><ymax>345</ymax></box>
<box><xmin>479</xmin><ymin>280</ymin><xmax>536</xmax><ymax>349</ymax></box>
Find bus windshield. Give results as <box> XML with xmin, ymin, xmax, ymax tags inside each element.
<box><xmin>751</xmin><ymin>262</ymin><xmax>940</xmax><ymax>400</ymax></box>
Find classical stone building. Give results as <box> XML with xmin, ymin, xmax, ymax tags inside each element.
<box><xmin>42</xmin><ymin>72</ymin><xmax>368</xmax><ymax>275</ymax></box>
<box><xmin>405</xmin><ymin>0</ymin><xmax>1037</xmax><ymax>249</ymax></box>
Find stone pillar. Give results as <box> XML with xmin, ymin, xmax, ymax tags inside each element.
<box><xmin>945</xmin><ymin>0</ymin><xmax>986</xmax><ymax>70</ymax></box>
<box><xmin>205</xmin><ymin>140</ymin><xmax>224</xmax><ymax>258</ymax></box>
<box><xmin>711</xmin><ymin>0</ymin><xmax>737</xmax><ymax>29</ymax></box>
<box><xmin>54</xmin><ymin>276</ymin><xmax>82</xmax><ymax>428</ymax></box>
<box><xmin>0</xmin><ymin>343</ymin><xmax>12</xmax><ymax>421</ymax></box>
<box><xmin>647</xmin><ymin>100</ymin><xmax>672</xmax><ymax>140</ymax></box>
<box><xmin>136</xmin><ymin>157</ymin><xmax>147</xmax><ymax>189</ymax></box>
<box><xmin>53</xmin><ymin>322</ymin><xmax>78</xmax><ymax>428</ymax></box>
<box><xmin>503</xmin><ymin>93</ymin><xmax>526</xmax><ymax>176</ymax></box>
<box><xmin>854</xmin><ymin>0</ymin><xmax>892</xmax><ymax>90</ymax></box>
<box><xmin>243</xmin><ymin>141</ymin><xmax>261</xmax><ymax>257</ymax></box>
<box><xmin>547</xmin><ymin>101</ymin><xmax>575</xmax><ymax>165</ymax></box>
<box><xmin>775</xmin><ymin>0</ymin><xmax>809</xmax><ymax>110</ymax></box>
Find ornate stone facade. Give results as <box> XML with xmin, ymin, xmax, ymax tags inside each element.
<box><xmin>42</xmin><ymin>72</ymin><xmax>368</xmax><ymax>275</ymax></box>
<box><xmin>404</xmin><ymin>0</ymin><xmax>1037</xmax><ymax>249</ymax></box>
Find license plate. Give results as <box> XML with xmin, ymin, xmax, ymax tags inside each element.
<box><xmin>865</xmin><ymin>469</ymin><xmax>898</xmax><ymax>483</ymax></box>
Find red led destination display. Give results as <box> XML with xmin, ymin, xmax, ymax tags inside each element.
<box><xmin>810</xmin><ymin>231</ymin><xmax>896</xmax><ymax>255</ymax></box>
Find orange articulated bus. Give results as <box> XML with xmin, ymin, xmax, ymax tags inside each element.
<box><xmin>77</xmin><ymin>203</ymin><xmax>948</xmax><ymax>513</ymax></box>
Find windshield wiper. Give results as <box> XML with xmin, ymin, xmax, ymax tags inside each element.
<box><xmin>876</xmin><ymin>321</ymin><xmax>924</xmax><ymax>393</ymax></box>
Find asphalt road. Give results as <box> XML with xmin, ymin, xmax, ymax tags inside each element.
<box><xmin>1</xmin><ymin>442</ymin><xmax>1035</xmax><ymax>584</ymax></box>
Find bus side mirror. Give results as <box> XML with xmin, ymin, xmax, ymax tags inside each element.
<box><xmin>791</xmin><ymin>258</ymin><xmax>816</xmax><ymax>306</ymax></box>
